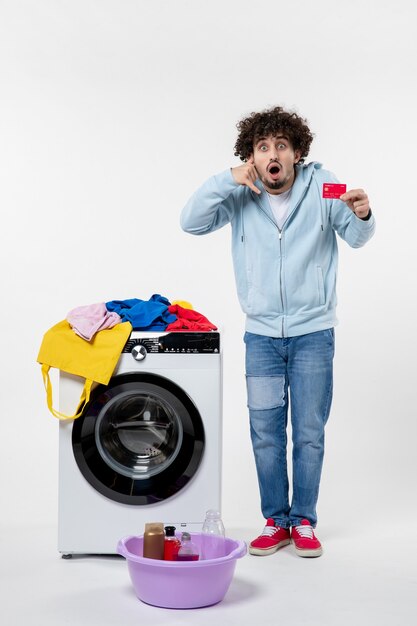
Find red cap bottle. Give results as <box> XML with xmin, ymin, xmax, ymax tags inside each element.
<box><xmin>163</xmin><ymin>526</ymin><xmax>181</xmax><ymax>561</ymax></box>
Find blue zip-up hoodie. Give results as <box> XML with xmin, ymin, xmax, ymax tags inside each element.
<box><xmin>180</xmin><ymin>162</ymin><xmax>375</xmax><ymax>338</ymax></box>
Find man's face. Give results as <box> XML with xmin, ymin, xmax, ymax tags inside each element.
<box><xmin>251</xmin><ymin>134</ymin><xmax>301</xmax><ymax>194</ymax></box>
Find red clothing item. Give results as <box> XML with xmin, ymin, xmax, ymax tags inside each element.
<box><xmin>167</xmin><ymin>305</ymin><xmax>217</xmax><ymax>331</ymax></box>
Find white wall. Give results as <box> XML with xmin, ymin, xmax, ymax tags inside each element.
<box><xmin>1</xmin><ymin>0</ymin><xmax>416</xmax><ymax>529</ymax></box>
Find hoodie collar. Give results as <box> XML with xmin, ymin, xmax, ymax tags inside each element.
<box><xmin>253</xmin><ymin>161</ymin><xmax>322</xmax><ymax>214</ymax></box>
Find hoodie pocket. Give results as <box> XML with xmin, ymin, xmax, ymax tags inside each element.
<box><xmin>317</xmin><ymin>266</ymin><xmax>325</xmax><ymax>305</ymax></box>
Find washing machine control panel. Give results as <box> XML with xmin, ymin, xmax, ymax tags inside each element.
<box><xmin>123</xmin><ymin>332</ymin><xmax>220</xmax><ymax>354</ymax></box>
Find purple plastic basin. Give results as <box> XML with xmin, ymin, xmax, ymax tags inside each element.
<box><xmin>117</xmin><ymin>533</ymin><xmax>247</xmax><ymax>609</ymax></box>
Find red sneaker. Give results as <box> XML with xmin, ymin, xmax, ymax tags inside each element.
<box><xmin>249</xmin><ymin>518</ymin><xmax>291</xmax><ymax>556</ymax></box>
<box><xmin>291</xmin><ymin>519</ymin><xmax>323</xmax><ymax>557</ymax></box>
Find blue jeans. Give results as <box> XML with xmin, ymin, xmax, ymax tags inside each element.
<box><xmin>244</xmin><ymin>329</ymin><xmax>334</xmax><ymax>528</ymax></box>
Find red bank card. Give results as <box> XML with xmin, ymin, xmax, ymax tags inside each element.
<box><xmin>322</xmin><ymin>183</ymin><xmax>346</xmax><ymax>199</ymax></box>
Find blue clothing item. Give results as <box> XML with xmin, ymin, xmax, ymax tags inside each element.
<box><xmin>244</xmin><ymin>329</ymin><xmax>334</xmax><ymax>528</ymax></box>
<box><xmin>106</xmin><ymin>294</ymin><xmax>176</xmax><ymax>331</ymax></box>
<box><xmin>181</xmin><ymin>164</ymin><xmax>375</xmax><ymax>338</ymax></box>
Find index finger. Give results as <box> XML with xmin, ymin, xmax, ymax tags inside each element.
<box><xmin>247</xmin><ymin>180</ymin><xmax>261</xmax><ymax>194</ymax></box>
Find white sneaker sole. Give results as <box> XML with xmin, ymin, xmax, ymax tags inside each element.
<box><xmin>293</xmin><ymin>544</ymin><xmax>323</xmax><ymax>558</ymax></box>
<box><xmin>249</xmin><ymin>538</ymin><xmax>291</xmax><ymax>556</ymax></box>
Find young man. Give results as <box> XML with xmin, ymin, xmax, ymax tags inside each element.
<box><xmin>180</xmin><ymin>106</ymin><xmax>375</xmax><ymax>558</ymax></box>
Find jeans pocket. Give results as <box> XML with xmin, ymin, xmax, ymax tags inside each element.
<box><xmin>325</xmin><ymin>327</ymin><xmax>335</xmax><ymax>347</ymax></box>
<box><xmin>246</xmin><ymin>375</ymin><xmax>285</xmax><ymax>410</ymax></box>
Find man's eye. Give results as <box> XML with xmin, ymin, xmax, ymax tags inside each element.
<box><xmin>259</xmin><ymin>145</ymin><xmax>268</xmax><ymax>151</ymax></box>
<box><xmin>278</xmin><ymin>143</ymin><xmax>286</xmax><ymax>149</ymax></box>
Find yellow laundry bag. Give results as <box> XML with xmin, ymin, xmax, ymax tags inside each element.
<box><xmin>37</xmin><ymin>320</ymin><xmax>132</xmax><ymax>420</ymax></box>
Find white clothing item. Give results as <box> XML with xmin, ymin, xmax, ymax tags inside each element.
<box><xmin>266</xmin><ymin>188</ymin><xmax>292</xmax><ymax>230</ymax></box>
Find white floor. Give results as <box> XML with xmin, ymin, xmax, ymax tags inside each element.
<box><xmin>1</xmin><ymin>521</ymin><xmax>415</xmax><ymax>626</ymax></box>
<box><xmin>0</xmin><ymin>525</ymin><xmax>417</xmax><ymax>626</ymax></box>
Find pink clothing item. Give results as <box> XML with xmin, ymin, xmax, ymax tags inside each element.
<box><xmin>66</xmin><ymin>303</ymin><xmax>122</xmax><ymax>341</ymax></box>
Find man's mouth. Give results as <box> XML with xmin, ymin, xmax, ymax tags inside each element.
<box><xmin>267</xmin><ymin>163</ymin><xmax>281</xmax><ymax>179</ymax></box>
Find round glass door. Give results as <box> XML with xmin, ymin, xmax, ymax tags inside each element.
<box><xmin>72</xmin><ymin>373</ymin><xmax>205</xmax><ymax>504</ymax></box>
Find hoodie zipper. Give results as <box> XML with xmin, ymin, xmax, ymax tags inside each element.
<box><xmin>278</xmin><ymin>230</ymin><xmax>284</xmax><ymax>336</ymax></box>
<box><xmin>251</xmin><ymin>183</ymin><xmax>312</xmax><ymax>337</ymax></box>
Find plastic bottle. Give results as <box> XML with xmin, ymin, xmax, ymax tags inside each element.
<box><xmin>175</xmin><ymin>532</ymin><xmax>200</xmax><ymax>561</ymax></box>
<box><xmin>143</xmin><ymin>522</ymin><xmax>165</xmax><ymax>560</ymax></box>
<box><xmin>163</xmin><ymin>526</ymin><xmax>181</xmax><ymax>561</ymax></box>
<box><xmin>201</xmin><ymin>509</ymin><xmax>226</xmax><ymax>560</ymax></box>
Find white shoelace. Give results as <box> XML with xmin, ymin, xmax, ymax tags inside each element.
<box><xmin>261</xmin><ymin>525</ymin><xmax>279</xmax><ymax>537</ymax></box>
<box><xmin>294</xmin><ymin>524</ymin><xmax>314</xmax><ymax>539</ymax></box>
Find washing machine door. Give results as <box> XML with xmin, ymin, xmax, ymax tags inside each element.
<box><xmin>72</xmin><ymin>373</ymin><xmax>205</xmax><ymax>504</ymax></box>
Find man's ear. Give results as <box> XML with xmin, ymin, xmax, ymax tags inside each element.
<box><xmin>246</xmin><ymin>153</ymin><xmax>254</xmax><ymax>164</ymax></box>
<box><xmin>294</xmin><ymin>150</ymin><xmax>302</xmax><ymax>164</ymax></box>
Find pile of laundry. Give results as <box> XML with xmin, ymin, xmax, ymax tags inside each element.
<box><xmin>66</xmin><ymin>294</ymin><xmax>217</xmax><ymax>341</ymax></box>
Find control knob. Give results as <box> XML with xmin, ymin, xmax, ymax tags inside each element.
<box><xmin>131</xmin><ymin>344</ymin><xmax>147</xmax><ymax>361</ymax></box>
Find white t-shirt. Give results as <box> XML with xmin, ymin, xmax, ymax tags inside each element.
<box><xmin>266</xmin><ymin>188</ymin><xmax>292</xmax><ymax>230</ymax></box>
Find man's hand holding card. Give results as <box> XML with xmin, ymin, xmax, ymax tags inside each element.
<box><xmin>323</xmin><ymin>184</ymin><xmax>370</xmax><ymax>219</ymax></box>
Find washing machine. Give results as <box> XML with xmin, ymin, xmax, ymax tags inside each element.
<box><xmin>58</xmin><ymin>331</ymin><xmax>222</xmax><ymax>556</ymax></box>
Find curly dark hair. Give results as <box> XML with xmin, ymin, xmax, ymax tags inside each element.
<box><xmin>234</xmin><ymin>106</ymin><xmax>314</xmax><ymax>163</ymax></box>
